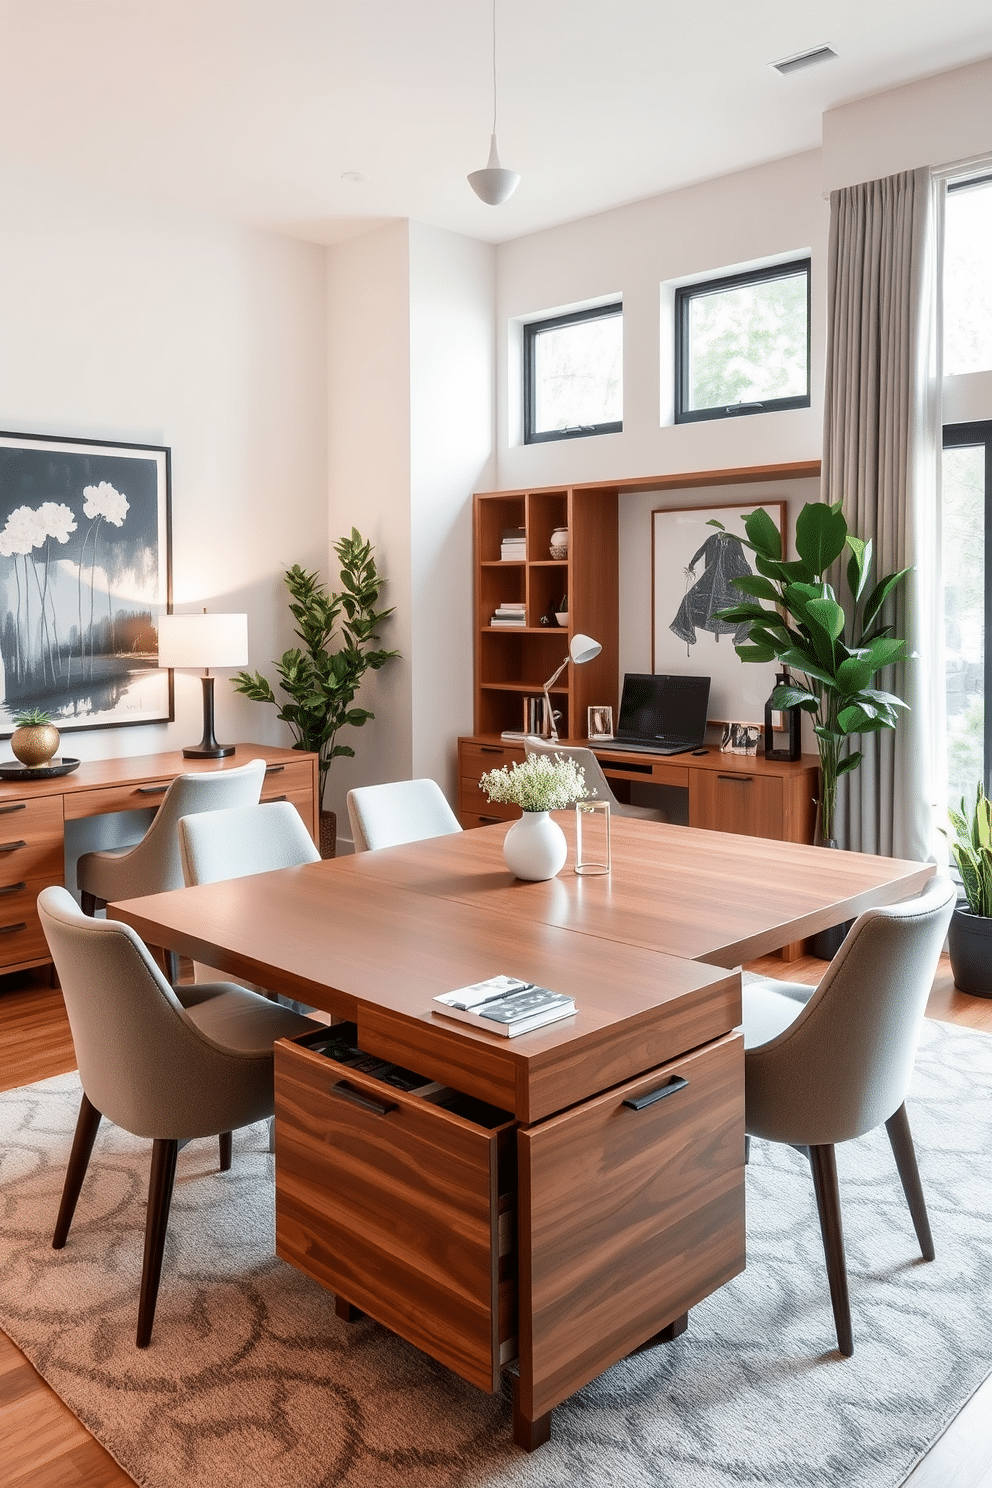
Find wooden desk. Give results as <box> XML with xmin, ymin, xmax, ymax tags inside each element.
<box><xmin>110</xmin><ymin>820</ymin><xmax>931</xmax><ymax>1451</ymax></box>
<box><xmin>0</xmin><ymin>743</ymin><xmax>318</xmax><ymax>977</ymax></box>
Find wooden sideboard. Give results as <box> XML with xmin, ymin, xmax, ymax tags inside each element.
<box><xmin>0</xmin><ymin>743</ymin><xmax>318</xmax><ymax>978</ymax></box>
<box><xmin>458</xmin><ymin>736</ymin><xmax>820</xmax><ymax>844</ymax></box>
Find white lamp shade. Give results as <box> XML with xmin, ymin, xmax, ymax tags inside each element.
<box><xmin>569</xmin><ymin>633</ymin><xmax>602</xmax><ymax>665</ymax></box>
<box><xmin>158</xmin><ymin>612</ymin><xmax>248</xmax><ymax>670</ymax></box>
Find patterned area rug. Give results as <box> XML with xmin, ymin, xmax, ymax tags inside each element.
<box><xmin>1</xmin><ymin>1018</ymin><xmax>991</xmax><ymax>1488</ymax></box>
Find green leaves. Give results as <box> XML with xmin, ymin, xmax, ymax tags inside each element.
<box><xmin>945</xmin><ymin>783</ymin><xmax>992</xmax><ymax>916</ymax></box>
<box><xmin>232</xmin><ymin>532</ymin><xmax>400</xmax><ymax>807</ymax></box>
<box><xmin>795</xmin><ymin>500</ymin><xmax>848</xmax><ymax>576</ymax></box>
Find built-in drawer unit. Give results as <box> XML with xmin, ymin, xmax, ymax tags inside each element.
<box><xmin>459</xmin><ymin>740</ymin><xmax>525</xmax><ymax>827</ymax></box>
<box><xmin>0</xmin><ymin>796</ymin><xmax>65</xmax><ymax>969</ymax></box>
<box><xmin>259</xmin><ymin>759</ymin><xmax>314</xmax><ymax>823</ymax></box>
<box><xmin>275</xmin><ymin>1024</ymin><xmax>517</xmax><ymax>1393</ymax></box>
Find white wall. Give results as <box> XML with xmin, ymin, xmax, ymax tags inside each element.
<box><xmin>0</xmin><ymin>165</ymin><xmax>328</xmax><ymax>767</ymax></box>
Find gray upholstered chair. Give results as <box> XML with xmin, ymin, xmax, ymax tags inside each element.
<box><xmin>742</xmin><ymin>876</ymin><xmax>956</xmax><ymax>1356</ymax></box>
<box><xmin>76</xmin><ymin>758</ymin><xmax>266</xmax><ymax>979</ymax></box>
<box><xmin>39</xmin><ymin>885</ymin><xmax>315</xmax><ymax>1347</ymax></box>
<box><xmin>347</xmin><ymin>778</ymin><xmax>462</xmax><ymax>853</ymax></box>
<box><xmin>179</xmin><ymin>801</ymin><xmax>321</xmax><ymax>994</ymax></box>
<box><xmin>523</xmin><ymin>735</ymin><xmax>668</xmax><ymax>821</ymax></box>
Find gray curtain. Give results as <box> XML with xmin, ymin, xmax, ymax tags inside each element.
<box><xmin>822</xmin><ymin>167</ymin><xmax>943</xmax><ymax>863</ymax></box>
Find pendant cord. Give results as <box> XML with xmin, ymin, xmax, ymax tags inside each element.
<box><xmin>491</xmin><ymin>0</ymin><xmax>498</xmax><ymax>136</ymax></box>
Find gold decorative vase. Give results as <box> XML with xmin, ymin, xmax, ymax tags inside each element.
<box><xmin>11</xmin><ymin>723</ymin><xmax>60</xmax><ymax>768</ymax></box>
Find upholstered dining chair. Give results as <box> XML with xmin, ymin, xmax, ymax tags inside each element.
<box><xmin>742</xmin><ymin>876</ymin><xmax>956</xmax><ymax>1356</ymax></box>
<box><xmin>38</xmin><ymin>885</ymin><xmax>315</xmax><ymax>1347</ymax></box>
<box><xmin>523</xmin><ymin>736</ymin><xmax>668</xmax><ymax>821</ymax></box>
<box><xmin>76</xmin><ymin>757</ymin><xmax>266</xmax><ymax>979</ymax></box>
<box><xmin>347</xmin><ymin>778</ymin><xmax>462</xmax><ymax>853</ymax></box>
<box><xmin>179</xmin><ymin>800</ymin><xmax>321</xmax><ymax>995</ymax></box>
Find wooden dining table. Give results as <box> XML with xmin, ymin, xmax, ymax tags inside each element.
<box><xmin>110</xmin><ymin>815</ymin><xmax>934</xmax><ymax>1451</ymax></box>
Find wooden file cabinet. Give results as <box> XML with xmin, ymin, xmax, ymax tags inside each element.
<box><xmin>0</xmin><ymin>795</ymin><xmax>65</xmax><ymax>968</ymax></box>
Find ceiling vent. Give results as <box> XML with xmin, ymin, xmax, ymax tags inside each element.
<box><xmin>771</xmin><ymin>45</ymin><xmax>838</xmax><ymax>76</ymax></box>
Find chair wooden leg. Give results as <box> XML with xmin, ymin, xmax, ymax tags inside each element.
<box><xmin>808</xmin><ymin>1143</ymin><xmax>854</xmax><ymax>1356</ymax></box>
<box><xmin>218</xmin><ymin>1131</ymin><xmax>232</xmax><ymax>1171</ymax></box>
<box><xmin>137</xmin><ymin>1138</ymin><xmax>179</xmax><ymax>1348</ymax></box>
<box><xmin>52</xmin><ymin>1093</ymin><xmax>102</xmax><ymax>1249</ymax></box>
<box><xmin>80</xmin><ymin>891</ymin><xmax>99</xmax><ymax>917</ymax></box>
<box><xmin>885</xmin><ymin>1102</ymin><xmax>935</xmax><ymax>1261</ymax></box>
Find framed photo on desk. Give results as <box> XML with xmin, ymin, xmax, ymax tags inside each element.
<box><xmin>0</xmin><ymin>430</ymin><xmax>173</xmax><ymax>736</ymax></box>
<box><xmin>652</xmin><ymin>500</ymin><xmax>785</xmax><ymax>725</ymax></box>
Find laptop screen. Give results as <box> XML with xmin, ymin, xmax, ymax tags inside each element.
<box><xmin>616</xmin><ymin>673</ymin><xmax>711</xmax><ymax>743</ymax></box>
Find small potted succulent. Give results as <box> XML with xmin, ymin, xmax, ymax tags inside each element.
<box><xmin>480</xmin><ymin>752</ymin><xmax>591</xmax><ymax>880</ymax></box>
<box><xmin>10</xmin><ymin>708</ymin><xmax>61</xmax><ymax>768</ymax></box>
<box><xmin>945</xmin><ymin>783</ymin><xmax>992</xmax><ymax>997</ymax></box>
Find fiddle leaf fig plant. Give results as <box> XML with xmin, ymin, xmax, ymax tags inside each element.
<box><xmin>713</xmin><ymin>500</ymin><xmax>911</xmax><ymax>844</ymax></box>
<box><xmin>233</xmin><ymin>530</ymin><xmax>399</xmax><ymax>810</ymax></box>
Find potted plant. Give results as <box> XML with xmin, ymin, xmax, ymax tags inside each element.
<box><xmin>10</xmin><ymin>708</ymin><xmax>60</xmax><ymax>768</ymax></box>
<box><xmin>480</xmin><ymin>752</ymin><xmax>590</xmax><ymax>880</ymax></box>
<box><xmin>233</xmin><ymin>530</ymin><xmax>399</xmax><ymax>857</ymax></box>
<box><xmin>945</xmin><ymin>783</ymin><xmax>992</xmax><ymax>996</ymax></box>
<box><xmin>714</xmin><ymin>501</ymin><xmax>911</xmax><ymax>956</ymax></box>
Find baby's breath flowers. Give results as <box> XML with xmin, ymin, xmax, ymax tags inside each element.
<box><xmin>480</xmin><ymin>753</ymin><xmax>592</xmax><ymax>813</ymax></box>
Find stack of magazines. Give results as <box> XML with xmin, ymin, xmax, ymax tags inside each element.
<box><xmin>490</xmin><ymin>602</ymin><xmax>526</xmax><ymax>627</ymax></box>
<box><xmin>500</xmin><ymin>528</ymin><xmax>526</xmax><ymax>561</ymax></box>
<box><xmin>432</xmin><ymin>975</ymin><xmax>575</xmax><ymax>1037</ymax></box>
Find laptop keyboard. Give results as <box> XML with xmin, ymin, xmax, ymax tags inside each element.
<box><xmin>601</xmin><ymin>738</ymin><xmax>698</xmax><ymax>756</ymax></box>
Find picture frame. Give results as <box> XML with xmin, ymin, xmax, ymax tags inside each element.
<box><xmin>652</xmin><ymin>500</ymin><xmax>786</xmax><ymax>724</ymax></box>
<box><xmin>0</xmin><ymin>430</ymin><xmax>173</xmax><ymax>737</ymax></box>
<box><xmin>587</xmin><ymin>705</ymin><xmax>614</xmax><ymax>740</ymax></box>
<box><xmin>720</xmin><ymin>721</ymin><xmax>761</xmax><ymax>756</ymax></box>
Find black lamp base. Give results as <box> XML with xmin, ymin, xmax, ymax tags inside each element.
<box><xmin>181</xmin><ymin>675</ymin><xmax>234</xmax><ymax>759</ymax></box>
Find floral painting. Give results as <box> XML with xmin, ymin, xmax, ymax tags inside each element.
<box><xmin>0</xmin><ymin>431</ymin><xmax>172</xmax><ymax>736</ymax></box>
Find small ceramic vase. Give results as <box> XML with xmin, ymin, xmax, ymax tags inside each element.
<box><xmin>502</xmin><ymin>810</ymin><xmax>568</xmax><ymax>881</ymax></box>
<box><xmin>11</xmin><ymin>723</ymin><xmax>60</xmax><ymax>768</ymax></box>
<box><xmin>549</xmin><ymin>527</ymin><xmax>569</xmax><ymax>560</ymax></box>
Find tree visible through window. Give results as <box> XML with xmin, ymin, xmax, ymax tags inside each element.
<box><xmin>943</xmin><ymin>423</ymin><xmax>990</xmax><ymax>811</ymax></box>
<box><xmin>944</xmin><ymin>176</ymin><xmax>992</xmax><ymax>376</ymax></box>
<box><xmin>674</xmin><ymin>259</ymin><xmax>810</xmax><ymax>423</ymax></box>
<box><xmin>524</xmin><ymin>304</ymin><xmax>622</xmax><ymax>443</ymax></box>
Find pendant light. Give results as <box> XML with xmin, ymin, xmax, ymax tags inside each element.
<box><xmin>467</xmin><ymin>0</ymin><xmax>520</xmax><ymax>205</ymax></box>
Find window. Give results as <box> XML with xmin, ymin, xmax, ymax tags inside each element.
<box><xmin>943</xmin><ymin>421</ymin><xmax>991</xmax><ymax>810</ymax></box>
<box><xmin>944</xmin><ymin>175</ymin><xmax>992</xmax><ymax>376</ymax></box>
<box><xmin>674</xmin><ymin>259</ymin><xmax>810</xmax><ymax>423</ymax></box>
<box><xmin>523</xmin><ymin>303</ymin><xmax>622</xmax><ymax>444</ymax></box>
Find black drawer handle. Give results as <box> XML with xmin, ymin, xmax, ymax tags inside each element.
<box><xmin>717</xmin><ymin>775</ymin><xmax>752</xmax><ymax>784</ymax></box>
<box><xmin>265</xmin><ymin>764</ymin><xmax>286</xmax><ymax>774</ymax></box>
<box><xmin>0</xmin><ymin>840</ymin><xmax>26</xmax><ymax>853</ymax></box>
<box><xmin>267</xmin><ymin>794</ymin><xmax>288</xmax><ymax>803</ymax></box>
<box><xmin>0</xmin><ymin>921</ymin><xmax>27</xmax><ymax>936</ymax></box>
<box><xmin>479</xmin><ymin>815</ymin><xmax>501</xmax><ymax>825</ymax></box>
<box><xmin>623</xmin><ymin>1075</ymin><xmax>689</xmax><ymax>1111</ymax></box>
<box><xmin>137</xmin><ymin>785</ymin><xmax>169</xmax><ymax>796</ymax></box>
<box><xmin>0</xmin><ymin>802</ymin><xmax>27</xmax><ymax>815</ymax></box>
<box><xmin>480</xmin><ymin>746</ymin><xmax>503</xmax><ymax>754</ymax></box>
<box><xmin>0</xmin><ymin>881</ymin><xmax>26</xmax><ymax>897</ymax></box>
<box><xmin>329</xmin><ymin>1080</ymin><xmax>397</xmax><ymax>1118</ymax></box>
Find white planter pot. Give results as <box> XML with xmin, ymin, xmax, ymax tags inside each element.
<box><xmin>503</xmin><ymin>811</ymin><xmax>567</xmax><ymax>881</ymax></box>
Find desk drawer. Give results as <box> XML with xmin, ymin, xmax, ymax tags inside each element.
<box><xmin>461</xmin><ymin>741</ymin><xmax>526</xmax><ymax>776</ymax></box>
<box><xmin>459</xmin><ymin>788</ymin><xmax>520</xmax><ymax>825</ymax></box>
<box><xmin>275</xmin><ymin>1031</ymin><xmax>516</xmax><ymax>1393</ymax></box>
<box><xmin>259</xmin><ymin>760</ymin><xmax>313</xmax><ymax>815</ymax></box>
<box><xmin>518</xmin><ymin>1031</ymin><xmax>745</xmax><ymax>1420</ymax></box>
<box><xmin>0</xmin><ymin>796</ymin><xmax>63</xmax><ymax>882</ymax></box>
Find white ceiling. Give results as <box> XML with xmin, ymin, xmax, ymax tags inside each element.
<box><xmin>0</xmin><ymin>0</ymin><xmax>989</xmax><ymax>246</ymax></box>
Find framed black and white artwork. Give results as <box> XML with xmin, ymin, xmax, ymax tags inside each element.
<box><xmin>0</xmin><ymin>431</ymin><xmax>173</xmax><ymax>736</ymax></box>
<box><xmin>652</xmin><ymin>501</ymin><xmax>786</xmax><ymax>724</ymax></box>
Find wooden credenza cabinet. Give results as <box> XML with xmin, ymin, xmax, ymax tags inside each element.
<box><xmin>0</xmin><ymin>743</ymin><xmax>318</xmax><ymax>977</ymax></box>
<box><xmin>458</xmin><ymin>735</ymin><xmax>819</xmax><ymax>844</ymax></box>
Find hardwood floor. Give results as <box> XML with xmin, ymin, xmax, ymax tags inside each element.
<box><xmin>1</xmin><ymin>956</ymin><xmax>991</xmax><ymax>1488</ymax></box>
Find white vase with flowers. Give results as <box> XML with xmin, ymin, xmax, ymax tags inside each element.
<box><xmin>479</xmin><ymin>753</ymin><xmax>591</xmax><ymax>881</ymax></box>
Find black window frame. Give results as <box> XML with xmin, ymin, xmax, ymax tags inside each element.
<box><xmin>523</xmin><ymin>302</ymin><xmax>623</xmax><ymax>445</ymax></box>
<box><xmin>943</xmin><ymin>418</ymin><xmax>992</xmax><ymax>795</ymax></box>
<box><xmin>674</xmin><ymin>258</ymin><xmax>811</xmax><ymax>424</ymax></box>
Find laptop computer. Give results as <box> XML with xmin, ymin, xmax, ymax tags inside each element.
<box><xmin>602</xmin><ymin>673</ymin><xmax>711</xmax><ymax>756</ymax></box>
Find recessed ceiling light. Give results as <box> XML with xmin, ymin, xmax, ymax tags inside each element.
<box><xmin>770</xmin><ymin>45</ymin><xmax>838</xmax><ymax>76</ymax></box>
<box><xmin>340</xmin><ymin>171</ymin><xmax>367</xmax><ymax>184</ymax></box>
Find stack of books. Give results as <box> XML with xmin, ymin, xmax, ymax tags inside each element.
<box><xmin>490</xmin><ymin>602</ymin><xmax>526</xmax><ymax>627</ymax></box>
<box><xmin>432</xmin><ymin>975</ymin><xmax>576</xmax><ymax>1037</ymax></box>
<box><xmin>500</xmin><ymin>527</ymin><xmax>526</xmax><ymax>561</ymax></box>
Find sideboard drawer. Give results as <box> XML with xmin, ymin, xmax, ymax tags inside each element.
<box><xmin>259</xmin><ymin>759</ymin><xmax>313</xmax><ymax>816</ymax></box>
<box><xmin>0</xmin><ymin>796</ymin><xmax>64</xmax><ymax>882</ymax></box>
<box><xmin>64</xmin><ymin>778</ymin><xmax>174</xmax><ymax>820</ymax></box>
<box><xmin>460</xmin><ymin>740</ymin><xmax>526</xmax><ymax>775</ymax></box>
<box><xmin>275</xmin><ymin>1029</ymin><xmax>516</xmax><ymax>1393</ymax></box>
<box><xmin>0</xmin><ymin>875</ymin><xmax>63</xmax><ymax>968</ymax></box>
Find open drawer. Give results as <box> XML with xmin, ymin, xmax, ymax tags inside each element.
<box><xmin>274</xmin><ymin>1024</ymin><xmax>517</xmax><ymax>1392</ymax></box>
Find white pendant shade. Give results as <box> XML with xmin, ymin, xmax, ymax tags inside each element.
<box><xmin>468</xmin><ymin>133</ymin><xmax>520</xmax><ymax>206</ymax></box>
<box><xmin>158</xmin><ymin>611</ymin><xmax>248</xmax><ymax>670</ymax></box>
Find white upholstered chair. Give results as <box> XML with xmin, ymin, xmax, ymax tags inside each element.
<box><xmin>39</xmin><ymin>885</ymin><xmax>315</xmax><ymax>1347</ymax></box>
<box><xmin>523</xmin><ymin>736</ymin><xmax>668</xmax><ymax>821</ymax></box>
<box><xmin>347</xmin><ymin>778</ymin><xmax>462</xmax><ymax>853</ymax></box>
<box><xmin>742</xmin><ymin>876</ymin><xmax>956</xmax><ymax>1356</ymax></box>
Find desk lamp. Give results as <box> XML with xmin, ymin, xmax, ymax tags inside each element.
<box><xmin>543</xmin><ymin>632</ymin><xmax>602</xmax><ymax>744</ymax></box>
<box><xmin>158</xmin><ymin>610</ymin><xmax>248</xmax><ymax>758</ymax></box>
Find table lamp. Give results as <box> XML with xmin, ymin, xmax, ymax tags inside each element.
<box><xmin>543</xmin><ymin>632</ymin><xmax>602</xmax><ymax>744</ymax></box>
<box><xmin>158</xmin><ymin>610</ymin><xmax>249</xmax><ymax>758</ymax></box>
